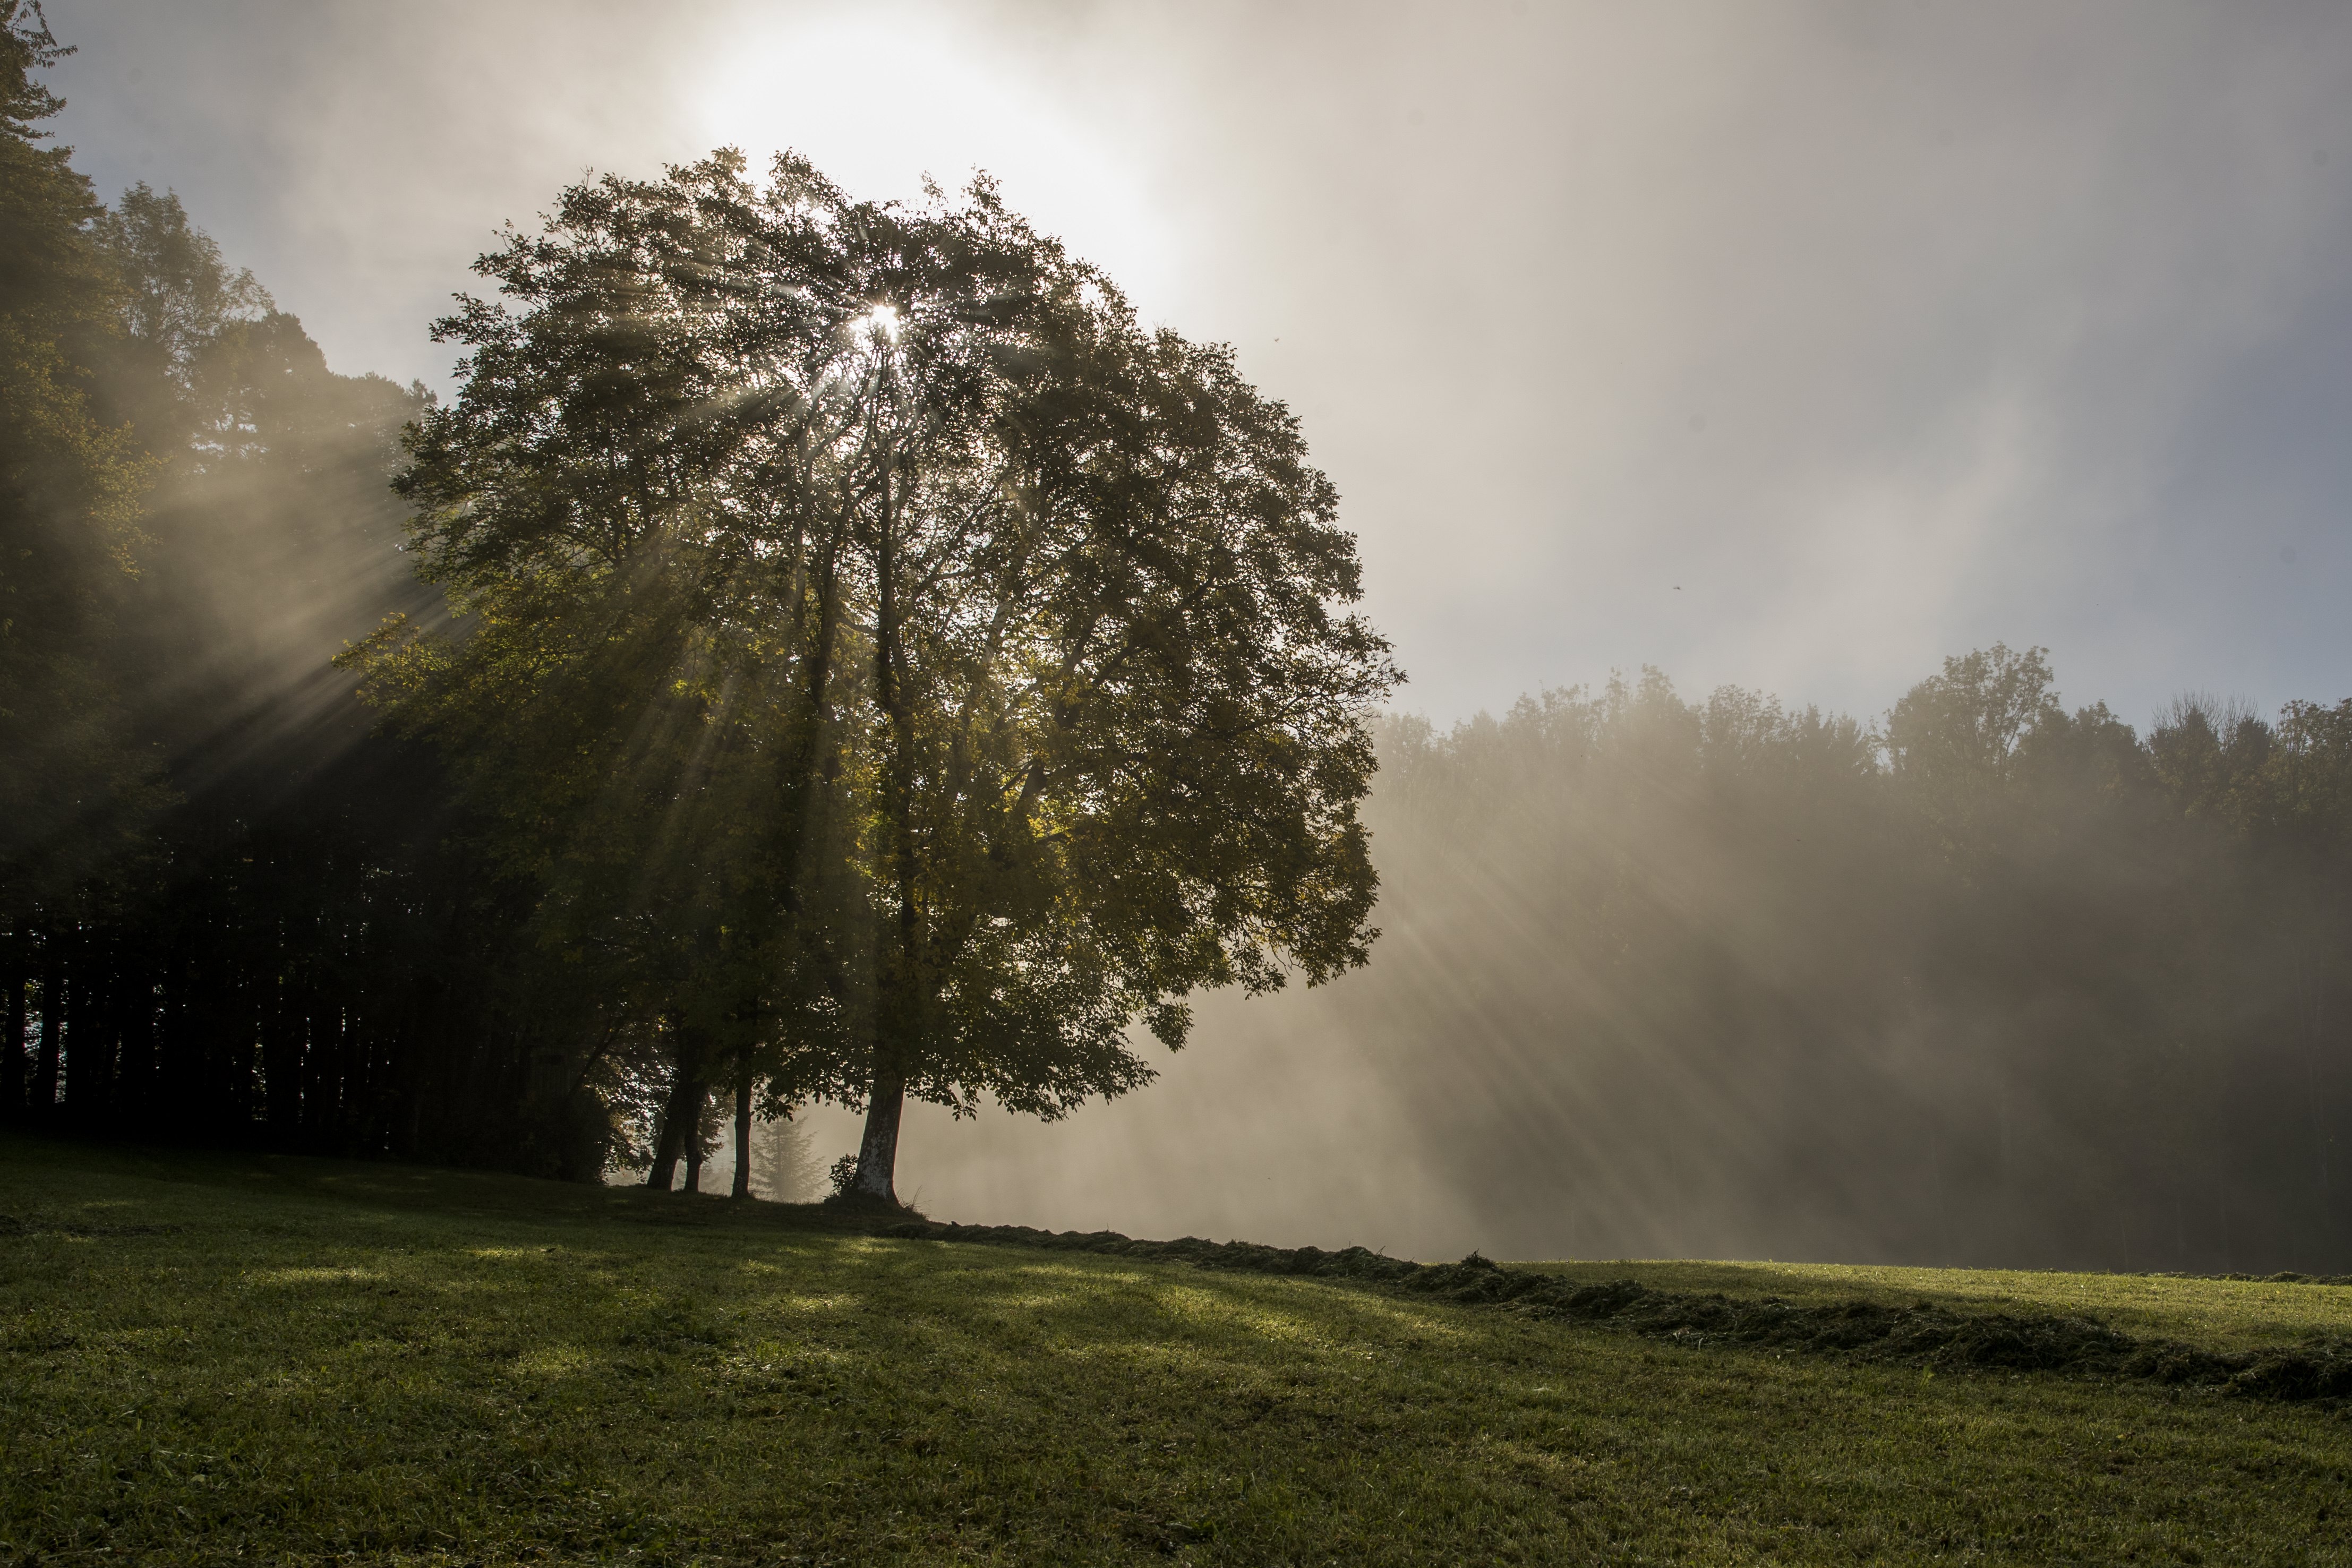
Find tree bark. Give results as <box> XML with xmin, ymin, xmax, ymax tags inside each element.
<box><xmin>731</xmin><ymin>1069</ymin><xmax>754</xmax><ymax>1199</ymax></box>
<box><xmin>851</xmin><ymin>1065</ymin><xmax>904</xmax><ymax>1203</ymax></box>
<box><xmin>646</xmin><ymin>1122</ymin><xmax>677</xmax><ymax>1189</ymax></box>
<box><xmin>851</xmin><ymin>433</ymin><xmax>916</xmax><ymax>1210</ymax></box>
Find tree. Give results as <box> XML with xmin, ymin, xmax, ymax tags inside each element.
<box><xmin>1881</xmin><ymin>642</ymin><xmax>2064</xmax><ymax>868</ymax></box>
<box><xmin>89</xmin><ymin>179</ymin><xmax>270</xmax><ymax>456</ymax></box>
<box><xmin>97</xmin><ymin>188</ymin><xmax>433</xmax><ymax>776</ymax></box>
<box><xmin>353</xmin><ymin>150</ymin><xmax>1399</xmax><ymax>1204</ymax></box>
<box><xmin>0</xmin><ymin>1</ymin><xmax>164</xmax><ymax>917</ymax></box>
<box><xmin>1884</xmin><ymin>642</ymin><xmax>2061</xmax><ymax>790</ymax></box>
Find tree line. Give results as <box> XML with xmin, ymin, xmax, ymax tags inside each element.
<box><xmin>1326</xmin><ymin>653</ymin><xmax>2352</xmax><ymax>1270</ymax></box>
<box><xmin>1</xmin><ymin>6</ymin><xmax>524</xmax><ymax>1171</ymax></box>
<box><xmin>0</xmin><ymin>7</ymin><xmax>1392</xmax><ymax>1199</ymax></box>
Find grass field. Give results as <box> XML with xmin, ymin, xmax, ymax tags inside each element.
<box><xmin>4</xmin><ymin>1136</ymin><xmax>2350</xmax><ymax>1565</ymax></box>
<box><xmin>1517</xmin><ymin>1259</ymin><xmax>2352</xmax><ymax>1357</ymax></box>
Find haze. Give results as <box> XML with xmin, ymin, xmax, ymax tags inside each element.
<box><xmin>45</xmin><ymin>0</ymin><xmax>2352</xmax><ymax>1258</ymax></box>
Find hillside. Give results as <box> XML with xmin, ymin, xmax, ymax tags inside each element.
<box><xmin>3</xmin><ymin>1137</ymin><xmax>2349</xmax><ymax>1565</ymax></box>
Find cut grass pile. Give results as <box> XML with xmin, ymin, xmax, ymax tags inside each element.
<box><xmin>4</xmin><ymin>1135</ymin><xmax>2351</xmax><ymax>1565</ymax></box>
<box><xmin>870</xmin><ymin>1223</ymin><xmax>2352</xmax><ymax>1400</ymax></box>
<box><xmin>1520</xmin><ymin>1261</ymin><xmax>2352</xmax><ymax>1356</ymax></box>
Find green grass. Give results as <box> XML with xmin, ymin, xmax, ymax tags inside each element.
<box><xmin>3</xmin><ymin>1137</ymin><xmax>2349</xmax><ymax>1565</ymax></box>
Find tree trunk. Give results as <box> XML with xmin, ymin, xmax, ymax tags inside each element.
<box><xmin>648</xmin><ymin>1119</ymin><xmax>681</xmax><ymax>1190</ymax></box>
<box><xmin>34</xmin><ymin>953</ymin><xmax>61</xmax><ymax>1117</ymax></box>
<box><xmin>731</xmin><ymin>1070</ymin><xmax>753</xmax><ymax>1199</ymax></box>
<box><xmin>116</xmin><ymin>950</ymin><xmax>153</xmax><ymax>1128</ymax></box>
<box><xmin>264</xmin><ymin>938</ymin><xmax>302</xmax><ymax>1142</ymax></box>
<box><xmin>851</xmin><ymin>1065</ymin><xmax>904</xmax><ymax>1204</ymax></box>
<box><xmin>59</xmin><ymin>952</ymin><xmax>85</xmax><ymax>1120</ymax></box>
<box><xmin>80</xmin><ymin>942</ymin><xmax>116</xmax><ymax>1123</ymax></box>
<box><xmin>3</xmin><ymin>933</ymin><xmax>25</xmax><ymax>1120</ymax></box>
<box><xmin>98</xmin><ymin>941</ymin><xmax>120</xmax><ymax>1119</ymax></box>
<box><xmin>853</xmin><ymin>434</ymin><xmax>916</xmax><ymax>1211</ymax></box>
<box><xmin>647</xmin><ymin>1066</ymin><xmax>703</xmax><ymax>1191</ymax></box>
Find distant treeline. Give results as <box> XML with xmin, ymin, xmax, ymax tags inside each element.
<box><xmin>1329</xmin><ymin>665</ymin><xmax>2352</xmax><ymax>1271</ymax></box>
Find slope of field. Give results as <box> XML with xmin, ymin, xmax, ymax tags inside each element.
<box><xmin>3</xmin><ymin>1137</ymin><xmax>2349</xmax><ymax>1566</ymax></box>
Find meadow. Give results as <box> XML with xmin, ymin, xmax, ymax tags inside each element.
<box><xmin>3</xmin><ymin>1136</ymin><xmax>2349</xmax><ymax>1565</ymax></box>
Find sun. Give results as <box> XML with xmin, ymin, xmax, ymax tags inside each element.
<box><xmin>687</xmin><ymin>6</ymin><xmax>1178</xmax><ymax>319</ymax></box>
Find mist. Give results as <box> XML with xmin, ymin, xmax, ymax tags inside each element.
<box><xmin>841</xmin><ymin>665</ymin><xmax>2352</xmax><ymax>1272</ymax></box>
<box><xmin>10</xmin><ymin>3</ymin><xmax>2352</xmax><ymax>1270</ymax></box>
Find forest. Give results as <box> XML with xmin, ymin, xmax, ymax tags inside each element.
<box><xmin>1327</xmin><ymin>665</ymin><xmax>2352</xmax><ymax>1272</ymax></box>
<box><xmin>4</xmin><ymin>5</ymin><xmax>2349</xmax><ymax>1271</ymax></box>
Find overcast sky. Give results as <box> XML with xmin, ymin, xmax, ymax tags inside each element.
<box><xmin>46</xmin><ymin>0</ymin><xmax>2352</xmax><ymax>729</ymax></box>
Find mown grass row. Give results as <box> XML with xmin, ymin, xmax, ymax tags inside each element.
<box><xmin>878</xmin><ymin>1221</ymin><xmax>2352</xmax><ymax>1400</ymax></box>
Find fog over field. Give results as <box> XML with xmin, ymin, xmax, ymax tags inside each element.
<box><xmin>28</xmin><ymin>1</ymin><xmax>2352</xmax><ymax>1264</ymax></box>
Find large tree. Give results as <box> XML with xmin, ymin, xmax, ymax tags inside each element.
<box><xmin>356</xmin><ymin>151</ymin><xmax>1398</xmax><ymax>1202</ymax></box>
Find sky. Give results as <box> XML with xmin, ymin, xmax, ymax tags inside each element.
<box><xmin>48</xmin><ymin>0</ymin><xmax>2352</xmax><ymax>732</ymax></box>
<box><xmin>39</xmin><ymin>1</ymin><xmax>2352</xmax><ymax>1247</ymax></box>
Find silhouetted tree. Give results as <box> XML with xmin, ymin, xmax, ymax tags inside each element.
<box><xmin>350</xmin><ymin>151</ymin><xmax>1399</xmax><ymax>1205</ymax></box>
